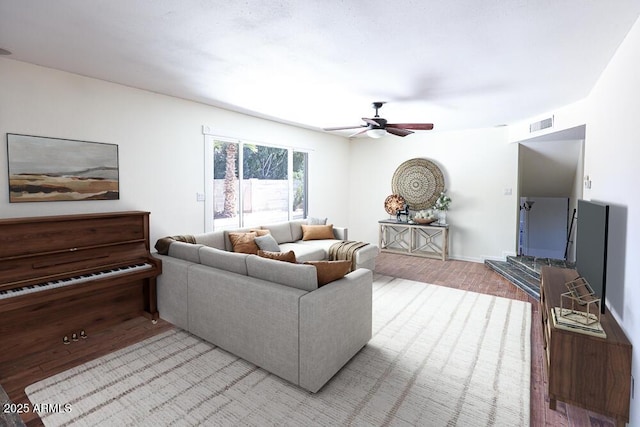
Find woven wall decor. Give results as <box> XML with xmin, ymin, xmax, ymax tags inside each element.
<box><xmin>391</xmin><ymin>158</ymin><xmax>445</xmax><ymax>210</ymax></box>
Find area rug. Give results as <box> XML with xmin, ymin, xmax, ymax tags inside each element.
<box><xmin>26</xmin><ymin>275</ymin><xmax>531</xmax><ymax>426</ymax></box>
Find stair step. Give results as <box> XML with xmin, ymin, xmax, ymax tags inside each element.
<box><xmin>506</xmin><ymin>255</ymin><xmax>575</xmax><ymax>277</ymax></box>
<box><xmin>485</xmin><ymin>259</ymin><xmax>541</xmax><ymax>300</ymax></box>
<box><xmin>506</xmin><ymin>256</ymin><xmax>541</xmax><ymax>280</ymax></box>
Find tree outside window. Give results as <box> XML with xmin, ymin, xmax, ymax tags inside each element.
<box><xmin>212</xmin><ymin>141</ymin><xmax>307</xmax><ymax>229</ymax></box>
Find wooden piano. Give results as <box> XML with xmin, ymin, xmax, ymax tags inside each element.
<box><xmin>0</xmin><ymin>211</ymin><xmax>162</xmax><ymax>368</ymax></box>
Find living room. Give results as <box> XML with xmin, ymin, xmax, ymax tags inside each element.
<box><xmin>1</xmin><ymin>2</ymin><xmax>640</xmax><ymax>426</ymax></box>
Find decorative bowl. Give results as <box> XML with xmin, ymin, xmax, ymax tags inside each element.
<box><xmin>414</xmin><ymin>217</ymin><xmax>437</xmax><ymax>224</ymax></box>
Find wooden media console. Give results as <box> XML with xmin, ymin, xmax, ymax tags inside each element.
<box><xmin>540</xmin><ymin>266</ymin><xmax>632</xmax><ymax>426</ymax></box>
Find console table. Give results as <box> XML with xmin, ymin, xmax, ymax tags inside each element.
<box><xmin>540</xmin><ymin>266</ymin><xmax>631</xmax><ymax>426</ymax></box>
<box><xmin>378</xmin><ymin>220</ymin><xmax>449</xmax><ymax>261</ymax></box>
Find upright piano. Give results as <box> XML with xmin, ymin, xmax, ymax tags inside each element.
<box><xmin>0</xmin><ymin>211</ymin><xmax>161</xmax><ymax>365</ymax></box>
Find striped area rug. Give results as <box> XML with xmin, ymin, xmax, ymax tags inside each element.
<box><xmin>26</xmin><ymin>275</ymin><xmax>531</xmax><ymax>426</ymax></box>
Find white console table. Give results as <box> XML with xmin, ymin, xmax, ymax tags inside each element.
<box><xmin>378</xmin><ymin>220</ymin><xmax>449</xmax><ymax>261</ymax></box>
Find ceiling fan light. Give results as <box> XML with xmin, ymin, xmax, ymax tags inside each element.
<box><xmin>366</xmin><ymin>128</ymin><xmax>386</xmax><ymax>138</ymax></box>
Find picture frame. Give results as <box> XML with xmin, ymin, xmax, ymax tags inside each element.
<box><xmin>7</xmin><ymin>133</ymin><xmax>119</xmax><ymax>203</ymax></box>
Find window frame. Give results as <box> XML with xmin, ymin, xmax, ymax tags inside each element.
<box><xmin>204</xmin><ymin>133</ymin><xmax>309</xmax><ymax>232</ymax></box>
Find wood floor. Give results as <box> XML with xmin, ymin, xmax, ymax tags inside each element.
<box><xmin>2</xmin><ymin>253</ymin><xmax>617</xmax><ymax>426</ymax></box>
<box><xmin>375</xmin><ymin>252</ymin><xmax>617</xmax><ymax>427</ymax></box>
<box><xmin>0</xmin><ymin>317</ymin><xmax>173</xmax><ymax>426</ymax></box>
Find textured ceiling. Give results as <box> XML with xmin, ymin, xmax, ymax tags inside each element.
<box><xmin>1</xmin><ymin>1</ymin><xmax>640</xmax><ymax>133</ymax></box>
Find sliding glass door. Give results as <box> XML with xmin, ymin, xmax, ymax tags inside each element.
<box><xmin>205</xmin><ymin>136</ymin><xmax>308</xmax><ymax>231</ymax></box>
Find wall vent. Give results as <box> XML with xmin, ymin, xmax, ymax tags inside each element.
<box><xmin>529</xmin><ymin>116</ymin><xmax>554</xmax><ymax>133</ymax></box>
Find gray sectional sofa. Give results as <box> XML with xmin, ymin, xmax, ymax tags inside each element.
<box><xmin>153</xmin><ymin>219</ymin><xmax>378</xmax><ymax>392</ymax></box>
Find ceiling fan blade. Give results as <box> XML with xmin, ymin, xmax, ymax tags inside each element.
<box><xmin>386</xmin><ymin>127</ymin><xmax>414</xmax><ymax>137</ymax></box>
<box><xmin>361</xmin><ymin>118</ymin><xmax>379</xmax><ymax>127</ymax></box>
<box><xmin>386</xmin><ymin>123</ymin><xmax>434</xmax><ymax>130</ymax></box>
<box><xmin>362</xmin><ymin>117</ymin><xmax>388</xmax><ymax>127</ymax></box>
<box><xmin>348</xmin><ymin>128</ymin><xmax>369</xmax><ymax>138</ymax></box>
<box><xmin>323</xmin><ymin>125</ymin><xmax>364</xmax><ymax>131</ymax></box>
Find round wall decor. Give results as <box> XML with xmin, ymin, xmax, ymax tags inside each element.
<box><xmin>384</xmin><ymin>194</ymin><xmax>406</xmax><ymax>215</ymax></box>
<box><xmin>391</xmin><ymin>158</ymin><xmax>445</xmax><ymax>210</ymax></box>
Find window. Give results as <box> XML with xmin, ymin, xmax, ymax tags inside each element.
<box><xmin>204</xmin><ymin>136</ymin><xmax>308</xmax><ymax>231</ymax></box>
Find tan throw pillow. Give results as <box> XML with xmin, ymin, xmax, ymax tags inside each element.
<box><xmin>258</xmin><ymin>250</ymin><xmax>297</xmax><ymax>263</ymax></box>
<box><xmin>250</xmin><ymin>229</ymin><xmax>271</xmax><ymax>237</ymax></box>
<box><xmin>305</xmin><ymin>260</ymin><xmax>351</xmax><ymax>286</ymax></box>
<box><xmin>228</xmin><ymin>232</ymin><xmax>259</xmax><ymax>254</ymax></box>
<box><xmin>301</xmin><ymin>224</ymin><xmax>335</xmax><ymax>241</ymax></box>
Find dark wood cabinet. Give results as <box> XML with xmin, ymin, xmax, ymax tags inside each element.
<box><xmin>540</xmin><ymin>267</ymin><xmax>632</xmax><ymax>426</ymax></box>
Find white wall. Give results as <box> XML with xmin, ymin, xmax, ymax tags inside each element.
<box><xmin>583</xmin><ymin>15</ymin><xmax>640</xmax><ymax>426</ymax></box>
<box><xmin>347</xmin><ymin>127</ymin><xmax>519</xmax><ymax>262</ymax></box>
<box><xmin>0</xmin><ymin>58</ymin><xmax>350</xmax><ymax>244</ymax></box>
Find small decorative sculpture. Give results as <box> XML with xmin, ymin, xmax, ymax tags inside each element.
<box><xmin>560</xmin><ymin>277</ymin><xmax>601</xmax><ymax>326</ymax></box>
<box><xmin>396</xmin><ymin>203</ymin><xmax>410</xmax><ymax>222</ymax></box>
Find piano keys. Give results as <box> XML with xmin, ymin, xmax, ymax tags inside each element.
<box><xmin>0</xmin><ymin>211</ymin><xmax>161</xmax><ymax>365</ymax></box>
<box><xmin>0</xmin><ymin>263</ymin><xmax>154</xmax><ymax>300</ymax></box>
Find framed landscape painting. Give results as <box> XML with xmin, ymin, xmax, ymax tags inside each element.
<box><xmin>7</xmin><ymin>134</ymin><xmax>119</xmax><ymax>203</ymax></box>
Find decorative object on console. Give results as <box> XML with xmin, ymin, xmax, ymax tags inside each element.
<box><xmin>7</xmin><ymin>133</ymin><xmax>119</xmax><ymax>202</ymax></box>
<box><xmin>556</xmin><ymin>276</ymin><xmax>602</xmax><ymax>333</ymax></box>
<box><xmin>392</xmin><ymin>158</ymin><xmax>445</xmax><ymax>210</ymax></box>
<box><xmin>433</xmin><ymin>190</ymin><xmax>452</xmax><ymax>225</ymax></box>
<box><xmin>384</xmin><ymin>194</ymin><xmax>406</xmax><ymax>216</ymax></box>
<box><xmin>413</xmin><ymin>209</ymin><xmax>436</xmax><ymax>224</ymax></box>
<box><xmin>396</xmin><ymin>203</ymin><xmax>410</xmax><ymax>222</ymax></box>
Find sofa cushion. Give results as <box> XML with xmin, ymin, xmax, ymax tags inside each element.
<box><xmin>167</xmin><ymin>241</ymin><xmax>204</xmax><ymax>263</ymax></box>
<box><xmin>289</xmin><ymin>219</ymin><xmax>307</xmax><ymax>242</ymax></box>
<box><xmin>199</xmin><ymin>246</ymin><xmax>249</xmax><ymax>275</ymax></box>
<box><xmin>262</xmin><ymin>221</ymin><xmax>293</xmax><ymax>244</ymax></box>
<box><xmin>254</xmin><ymin>234</ymin><xmax>281</xmax><ymax>252</ymax></box>
<box><xmin>301</xmin><ymin>224</ymin><xmax>335</xmax><ymax>241</ymax></box>
<box><xmin>279</xmin><ymin>243</ymin><xmax>326</xmax><ymax>262</ymax></box>
<box><xmin>246</xmin><ymin>255</ymin><xmax>318</xmax><ymax>291</ymax></box>
<box><xmin>194</xmin><ymin>231</ymin><xmax>226</xmax><ymax>250</ymax></box>
<box><xmin>304</xmin><ymin>260</ymin><xmax>352</xmax><ymax>286</ymax></box>
<box><xmin>228</xmin><ymin>232</ymin><xmax>259</xmax><ymax>254</ymax></box>
<box><xmin>258</xmin><ymin>250</ymin><xmax>297</xmax><ymax>263</ymax></box>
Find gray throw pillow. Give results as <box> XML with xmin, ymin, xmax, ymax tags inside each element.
<box><xmin>254</xmin><ymin>234</ymin><xmax>281</xmax><ymax>252</ymax></box>
<box><xmin>307</xmin><ymin>216</ymin><xmax>327</xmax><ymax>225</ymax></box>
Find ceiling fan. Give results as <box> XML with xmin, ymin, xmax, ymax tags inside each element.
<box><xmin>323</xmin><ymin>102</ymin><xmax>434</xmax><ymax>138</ymax></box>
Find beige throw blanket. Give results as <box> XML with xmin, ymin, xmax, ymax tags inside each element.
<box><xmin>329</xmin><ymin>240</ymin><xmax>369</xmax><ymax>271</ymax></box>
<box><xmin>154</xmin><ymin>234</ymin><xmax>197</xmax><ymax>255</ymax></box>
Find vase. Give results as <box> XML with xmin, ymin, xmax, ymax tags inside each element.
<box><xmin>437</xmin><ymin>210</ymin><xmax>447</xmax><ymax>225</ymax></box>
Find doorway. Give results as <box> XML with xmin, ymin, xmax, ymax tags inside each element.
<box><xmin>517</xmin><ymin>125</ymin><xmax>585</xmax><ymax>262</ymax></box>
<box><xmin>518</xmin><ymin>197</ymin><xmax>569</xmax><ymax>258</ymax></box>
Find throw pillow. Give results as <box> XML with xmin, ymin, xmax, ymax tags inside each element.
<box><xmin>228</xmin><ymin>232</ymin><xmax>259</xmax><ymax>254</ymax></box>
<box><xmin>250</xmin><ymin>228</ymin><xmax>271</xmax><ymax>237</ymax></box>
<box><xmin>301</xmin><ymin>224</ymin><xmax>335</xmax><ymax>241</ymax></box>
<box><xmin>307</xmin><ymin>217</ymin><xmax>327</xmax><ymax>225</ymax></box>
<box><xmin>304</xmin><ymin>260</ymin><xmax>351</xmax><ymax>286</ymax></box>
<box><xmin>254</xmin><ymin>234</ymin><xmax>281</xmax><ymax>252</ymax></box>
<box><xmin>258</xmin><ymin>250</ymin><xmax>297</xmax><ymax>263</ymax></box>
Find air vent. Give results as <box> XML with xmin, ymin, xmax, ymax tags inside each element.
<box><xmin>529</xmin><ymin>116</ymin><xmax>554</xmax><ymax>133</ymax></box>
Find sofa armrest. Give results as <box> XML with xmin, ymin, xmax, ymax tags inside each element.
<box><xmin>298</xmin><ymin>268</ymin><xmax>372</xmax><ymax>392</ymax></box>
<box><xmin>333</xmin><ymin>226</ymin><xmax>348</xmax><ymax>240</ymax></box>
<box><xmin>154</xmin><ymin>253</ymin><xmax>193</xmax><ymax>331</ymax></box>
